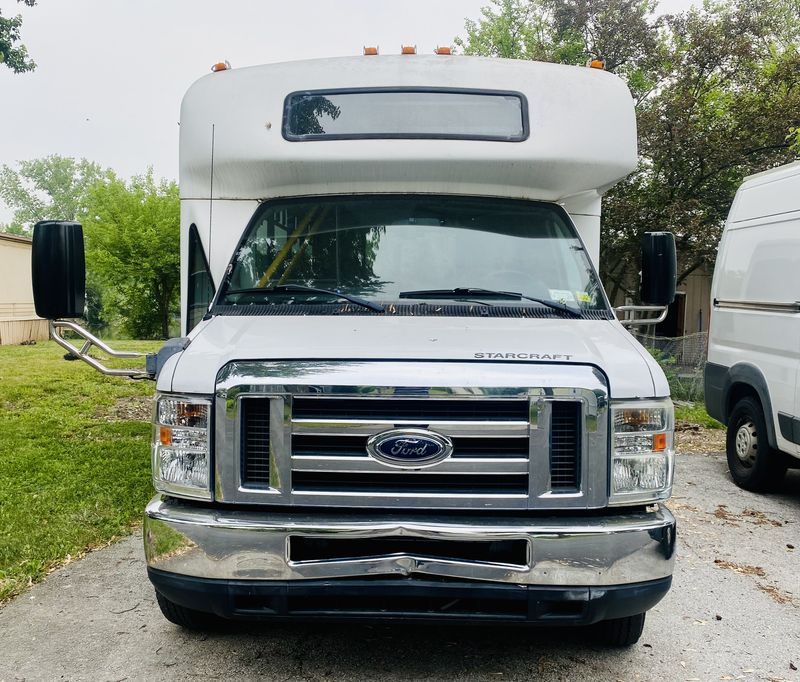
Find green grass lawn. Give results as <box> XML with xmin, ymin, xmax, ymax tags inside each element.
<box><xmin>674</xmin><ymin>402</ymin><xmax>724</xmax><ymax>429</ymax></box>
<box><xmin>0</xmin><ymin>340</ymin><xmax>160</xmax><ymax>603</ymax></box>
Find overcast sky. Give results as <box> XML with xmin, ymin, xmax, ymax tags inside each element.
<box><xmin>0</xmin><ymin>0</ymin><xmax>694</xmax><ymax>223</ymax></box>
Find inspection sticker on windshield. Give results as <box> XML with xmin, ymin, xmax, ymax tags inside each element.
<box><xmin>549</xmin><ymin>289</ymin><xmax>575</xmax><ymax>303</ymax></box>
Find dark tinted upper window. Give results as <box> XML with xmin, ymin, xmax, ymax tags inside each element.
<box><xmin>187</xmin><ymin>224</ymin><xmax>215</xmax><ymax>333</ymax></box>
<box><xmin>283</xmin><ymin>89</ymin><xmax>528</xmax><ymax>141</ymax></box>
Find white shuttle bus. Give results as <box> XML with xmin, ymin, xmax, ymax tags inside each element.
<box><xmin>705</xmin><ymin>161</ymin><xmax>800</xmax><ymax>491</ymax></box>
<box><xmin>31</xmin><ymin>54</ymin><xmax>678</xmax><ymax>646</ymax></box>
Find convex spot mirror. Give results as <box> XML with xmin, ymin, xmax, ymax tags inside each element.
<box><xmin>641</xmin><ymin>232</ymin><xmax>677</xmax><ymax>307</ymax></box>
<box><xmin>31</xmin><ymin>220</ymin><xmax>86</xmax><ymax>319</ymax></box>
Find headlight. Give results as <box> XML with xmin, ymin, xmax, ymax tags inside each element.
<box><xmin>609</xmin><ymin>398</ymin><xmax>674</xmax><ymax>505</ymax></box>
<box><xmin>152</xmin><ymin>395</ymin><xmax>212</xmax><ymax>500</ymax></box>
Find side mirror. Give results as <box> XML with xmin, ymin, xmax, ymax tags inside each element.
<box><xmin>31</xmin><ymin>221</ymin><xmax>86</xmax><ymax>319</ymax></box>
<box><xmin>641</xmin><ymin>232</ymin><xmax>676</xmax><ymax>306</ymax></box>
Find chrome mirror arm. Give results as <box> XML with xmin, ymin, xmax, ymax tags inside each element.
<box><xmin>49</xmin><ymin>319</ymin><xmax>154</xmax><ymax>379</ymax></box>
<box><xmin>614</xmin><ymin>305</ymin><xmax>669</xmax><ymax>328</ymax></box>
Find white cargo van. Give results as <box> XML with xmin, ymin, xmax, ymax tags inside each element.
<box><xmin>705</xmin><ymin>161</ymin><xmax>800</xmax><ymax>490</ymax></box>
<box><xmin>31</xmin><ymin>54</ymin><xmax>678</xmax><ymax>646</ymax></box>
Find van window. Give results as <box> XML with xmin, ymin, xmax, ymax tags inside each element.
<box><xmin>717</xmin><ymin>218</ymin><xmax>800</xmax><ymax>302</ymax></box>
<box><xmin>217</xmin><ymin>195</ymin><xmax>605</xmax><ymax>313</ymax></box>
<box><xmin>187</xmin><ymin>224</ymin><xmax>215</xmax><ymax>332</ymax></box>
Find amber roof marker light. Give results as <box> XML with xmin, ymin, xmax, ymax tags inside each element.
<box><xmin>434</xmin><ymin>46</ymin><xmax>452</xmax><ymax>55</ymax></box>
<box><xmin>587</xmin><ymin>56</ymin><xmax>606</xmax><ymax>70</ymax></box>
<box><xmin>363</xmin><ymin>46</ymin><xmax>379</xmax><ymax>56</ymax></box>
<box><xmin>211</xmin><ymin>60</ymin><xmax>231</xmax><ymax>72</ymax></box>
<box><xmin>401</xmin><ymin>45</ymin><xmax>417</xmax><ymax>55</ymax></box>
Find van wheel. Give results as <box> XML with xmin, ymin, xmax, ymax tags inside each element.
<box><xmin>155</xmin><ymin>591</ymin><xmax>225</xmax><ymax>631</ymax></box>
<box><xmin>726</xmin><ymin>396</ymin><xmax>787</xmax><ymax>491</ymax></box>
<box><xmin>595</xmin><ymin>612</ymin><xmax>645</xmax><ymax>647</ymax></box>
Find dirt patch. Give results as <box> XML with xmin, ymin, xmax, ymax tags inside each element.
<box><xmin>713</xmin><ymin>504</ymin><xmax>741</xmax><ymax>526</ymax></box>
<box><xmin>667</xmin><ymin>500</ymin><xmax>703</xmax><ymax>516</ymax></box>
<box><xmin>713</xmin><ymin>559</ymin><xmax>766</xmax><ymax>577</ymax></box>
<box><xmin>675</xmin><ymin>423</ymin><xmax>725</xmax><ymax>454</ymax></box>
<box><xmin>96</xmin><ymin>395</ymin><xmax>153</xmax><ymax>423</ymax></box>
<box><xmin>757</xmin><ymin>583</ymin><xmax>796</xmax><ymax>606</ymax></box>
<box><xmin>742</xmin><ymin>508</ymin><xmax>784</xmax><ymax>527</ymax></box>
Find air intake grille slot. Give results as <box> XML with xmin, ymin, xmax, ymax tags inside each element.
<box><xmin>292</xmin><ymin>471</ymin><xmax>528</xmax><ymax>495</ymax></box>
<box><xmin>292</xmin><ymin>397</ymin><xmax>529</xmax><ymax>421</ymax></box>
<box><xmin>289</xmin><ymin>536</ymin><xmax>529</xmax><ymax>566</ymax></box>
<box><xmin>549</xmin><ymin>401</ymin><xmax>581</xmax><ymax>491</ymax></box>
<box><xmin>241</xmin><ymin>398</ymin><xmax>271</xmax><ymax>487</ymax></box>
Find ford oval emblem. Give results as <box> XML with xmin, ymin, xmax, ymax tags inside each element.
<box><xmin>366</xmin><ymin>429</ymin><xmax>453</xmax><ymax>468</ymax></box>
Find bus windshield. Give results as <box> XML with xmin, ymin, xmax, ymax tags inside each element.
<box><xmin>217</xmin><ymin>195</ymin><xmax>607</xmax><ymax>314</ymax></box>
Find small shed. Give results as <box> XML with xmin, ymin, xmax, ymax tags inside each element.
<box><xmin>0</xmin><ymin>232</ymin><xmax>48</xmax><ymax>345</ymax></box>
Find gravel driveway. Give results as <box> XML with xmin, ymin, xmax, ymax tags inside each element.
<box><xmin>1</xmin><ymin>450</ymin><xmax>798</xmax><ymax>682</ymax></box>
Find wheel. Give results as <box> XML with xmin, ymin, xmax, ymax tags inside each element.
<box><xmin>595</xmin><ymin>612</ymin><xmax>646</xmax><ymax>647</ymax></box>
<box><xmin>155</xmin><ymin>591</ymin><xmax>225</xmax><ymax>631</ymax></box>
<box><xmin>726</xmin><ymin>396</ymin><xmax>787</xmax><ymax>492</ymax></box>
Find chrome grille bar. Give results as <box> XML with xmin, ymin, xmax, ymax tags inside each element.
<box><xmin>291</xmin><ymin>456</ymin><xmax>530</xmax><ymax>474</ymax></box>
<box><xmin>292</xmin><ymin>419</ymin><xmax>529</xmax><ymax>437</ymax></box>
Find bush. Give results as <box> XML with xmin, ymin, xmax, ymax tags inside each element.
<box><xmin>646</xmin><ymin>347</ymin><xmax>704</xmax><ymax>403</ymax></box>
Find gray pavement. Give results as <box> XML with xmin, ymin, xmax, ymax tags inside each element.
<box><xmin>1</xmin><ymin>450</ymin><xmax>799</xmax><ymax>681</ymax></box>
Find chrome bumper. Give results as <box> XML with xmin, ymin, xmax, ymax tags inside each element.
<box><xmin>144</xmin><ymin>496</ymin><xmax>675</xmax><ymax>586</ymax></box>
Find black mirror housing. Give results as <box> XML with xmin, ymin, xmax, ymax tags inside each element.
<box><xmin>31</xmin><ymin>221</ymin><xmax>86</xmax><ymax>319</ymax></box>
<box><xmin>641</xmin><ymin>232</ymin><xmax>677</xmax><ymax>307</ymax></box>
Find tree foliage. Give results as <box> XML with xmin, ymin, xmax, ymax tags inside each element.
<box><xmin>456</xmin><ymin>0</ymin><xmax>800</xmax><ymax>301</ymax></box>
<box><xmin>0</xmin><ymin>0</ymin><xmax>36</xmax><ymax>73</ymax></box>
<box><xmin>81</xmin><ymin>172</ymin><xmax>180</xmax><ymax>339</ymax></box>
<box><xmin>0</xmin><ymin>155</ymin><xmax>110</xmax><ymax>233</ymax></box>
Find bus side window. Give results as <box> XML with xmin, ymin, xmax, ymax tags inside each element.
<box><xmin>187</xmin><ymin>224</ymin><xmax>215</xmax><ymax>333</ymax></box>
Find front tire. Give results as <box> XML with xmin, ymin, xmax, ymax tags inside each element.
<box><xmin>595</xmin><ymin>612</ymin><xmax>646</xmax><ymax>646</ymax></box>
<box><xmin>726</xmin><ymin>396</ymin><xmax>787</xmax><ymax>492</ymax></box>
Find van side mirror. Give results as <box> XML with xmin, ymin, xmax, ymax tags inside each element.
<box><xmin>31</xmin><ymin>221</ymin><xmax>86</xmax><ymax>319</ymax></box>
<box><xmin>641</xmin><ymin>232</ymin><xmax>676</xmax><ymax>307</ymax></box>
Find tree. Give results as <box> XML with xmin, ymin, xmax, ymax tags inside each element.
<box><xmin>0</xmin><ymin>0</ymin><xmax>36</xmax><ymax>73</ymax></box>
<box><xmin>0</xmin><ymin>156</ymin><xmax>110</xmax><ymax>233</ymax></box>
<box><xmin>456</xmin><ymin>0</ymin><xmax>800</xmax><ymax>302</ymax></box>
<box><xmin>81</xmin><ymin>172</ymin><xmax>180</xmax><ymax>339</ymax></box>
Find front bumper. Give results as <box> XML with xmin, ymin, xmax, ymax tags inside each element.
<box><xmin>144</xmin><ymin>495</ymin><xmax>675</xmax><ymax>622</ymax></box>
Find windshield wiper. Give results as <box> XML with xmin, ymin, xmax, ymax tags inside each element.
<box><xmin>398</xmin><ymin>288</ymin><xmax>582</xmax><ymax>317</ymax></box>
<box><xmin>224</xmin><ymin>284</ymin><xmax>385</xmax><ymax>313</ymax></box>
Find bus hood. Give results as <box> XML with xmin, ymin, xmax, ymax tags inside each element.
<box><xmin>161</xmin><ymin>315</ymin><xmax>666</xmax><ymax>398</ymax></box>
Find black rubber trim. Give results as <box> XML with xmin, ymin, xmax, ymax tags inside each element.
<box><xmin>778</xmin><ymin>412</ymin><xmax>800</xmax><ymax>446</ymax></box>
<box><xmin>703</xmin><ymin>362</ymin><xmax>727</xmax><ymax>424</ymax></box>
<box><xmin>148</xmin><ymin>569</ymin><xmax>672</xmax><ymax>626</ymax></box>
<box><xmin>704</xmin><ymin>361</ymin><xmax>778</xmax><ymax>449</ymax></box>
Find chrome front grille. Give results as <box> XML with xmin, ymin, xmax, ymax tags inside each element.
<box><xmin>217</xmin><ymin>361</ymin><xmax>609</xmax><ymax>510</ymax></box>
